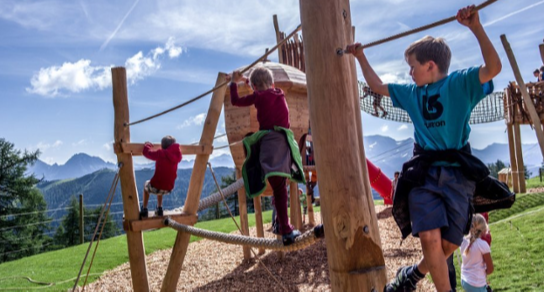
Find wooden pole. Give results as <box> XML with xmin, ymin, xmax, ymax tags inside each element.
<box><xmin>506</xmin><ymin>124</ymin><xmax>520</xmax><ymax>192</ymax></box>
<box><xmin>112</xmin><ymin>67</ymin><xmax>149</xmax><ymax>292</ymax></box>
<box><xmin>289</xmin><ymin>181</ymin><xmax>302</xmax><ymax>229</ymax></box>
<box><xmin>513</xmin><ymin>122</ymin><xmax>527</xmax><ymax>193</ymax></box>
<box><xmin>79</xmin><ymin>194</ymin><xmax>84</xmax><ymax>244</ymax></box>
<box><xmin>273</xmin><ymin>15</ymin><xmax>284</xmax><ymax>64</ymax></box>
<box><xmin>300</xmin><ymin>1</ymin><xmax>387</xmax><ymax>290</ymax></box>
<box><xmin>236</xmin><ymin>168</ymin><xmax>251</xmax><ymax>259</ymax></box>
<box><xmin>306</xmin><ymin>182</ymin><xmax>316</xmax><ymax>226</ymax></box>
<box><xmin>540</xmin><ymin>43</ymin><xmax>544</xmax><ymax>64</ymax></box>
<box><xmin>161</xmin><ymin>73</ymin><xmax>227</xmax><ymax>291</ymax></box>
<box><xmin>253</xmin><ymin>195</ymin><xmax>265</xmax><ymax>255</ymax></box>
<box><xmin>501</xmin><ymin>35</ymin><xmax>544</xmax><ymax>160</ymax></box>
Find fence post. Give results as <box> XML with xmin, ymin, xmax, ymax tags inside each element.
<box><xmin>79</xmin><ymin>194</ymin><xmax>84</xmax><ymax>244</ymax></box>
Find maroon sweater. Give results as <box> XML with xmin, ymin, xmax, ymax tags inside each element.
<box><xmin>143</xmin><ymin>143</ymin><xmax>182</xmax><ymax>191</ymax></box>
<box><xmin>230</xmin><ymin>83</ymin><xmax>290</xmax><ymax>130</ymax></box>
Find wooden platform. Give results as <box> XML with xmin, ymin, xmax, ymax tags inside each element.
<box><xmin>123</xmin><ymin>211</ymin><xmax>198</xmax><ymax>232</ymax></box>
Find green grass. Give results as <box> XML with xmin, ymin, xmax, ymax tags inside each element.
<box><xmin>0</xmin><ymin>211</ymin><xmax>275</xmax><ymax>291</ymax></box>
<box><xmin>524</xmin><ymin>175</ymin><xmax>544</xmax><ymax>190</ymax></box>
<box><xmin>489</xmin><ymin>192</ymin><xmax>544</xmax><ymax>223</ymax></box>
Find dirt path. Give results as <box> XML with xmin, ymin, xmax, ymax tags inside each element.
<box><xmin>85</xmin><ymin>206</ymin><xmax>434</xmax><ymax>291</ymax></box>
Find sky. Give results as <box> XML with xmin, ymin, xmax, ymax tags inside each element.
<box><xmin>1</xmin><ymin>0</ymin><xmax>544</xmax><ymax>166</ymax></box>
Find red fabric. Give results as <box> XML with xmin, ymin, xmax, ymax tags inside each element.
<box><xmin>230</xmin><ymin>83</ymin><xmax>290</xmax><ymax>130</ymax></box>
<box><xmin>143</xmin><ymin>143</ymin><xmax>182</xmax><ymax>191</ymax></box>
<box><xmin>366</xmin><ymin>159</ymin><xmax>393</xmax><ymax>204</ymax></box>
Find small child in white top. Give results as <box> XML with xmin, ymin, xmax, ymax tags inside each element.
<box><xmin>460</xmin><ymin>213</ymin><xmax>494</xmax><ymax>292</ymax></box>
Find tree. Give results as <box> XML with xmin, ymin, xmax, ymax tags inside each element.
<box><xmin>54</xmin><ymin>195</ymin><xmax>120</xmax><ymax>247</ymax></box>
<box><xmin>0</xmin><ymin>138</ymin><xmax>51</xmax><ymax>263</ymax></box>
<box><xmin>487</xmin><ymin>159</ymin><xmax>507</xmax><ymax>179</ymax></box>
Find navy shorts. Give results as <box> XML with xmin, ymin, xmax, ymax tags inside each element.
<box><xmin>408</xmin><ymin>166</ymin><xmax>474</xmax><ymax>246</ymax></box>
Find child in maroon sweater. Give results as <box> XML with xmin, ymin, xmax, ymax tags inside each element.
<box><xmin>140</xmin><ymin>135</ymin><xmax>182</xmax><ymax>218</ymax></box>
<box><xmin>227</xmin><ymin>67</ymin><xmax>302</xmax><ymax>245</ymax></box>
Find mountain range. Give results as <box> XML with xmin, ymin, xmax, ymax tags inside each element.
<box><xmin>27</xmin><ymin>135</ymin><xmax>543</xmax><ymax>183</ymax></box>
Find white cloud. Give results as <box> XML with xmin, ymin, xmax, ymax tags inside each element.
<box><xmin>71</xmin><ymin>139</ymin><xmax>88</xmax><ymax>147</ymax></box>
<box><xmin>36</xmin><ymin>140</ymin><xmax>63</xmax><ymax>151</ymax></box>
<box><xmin>27</xmin><ymin>38</ymin><xmax>183</xmax><ymax>97</ymax></box>
<box><xmin>177</xmin><ymin>113</ymin><xmax>207</xmax><ymax>129</ymax></box>
<box><xmin>397</xmin><ymin>124</ymin><xmax>408</xmax><ymax>131</ymax></box>
<box><xmin>102</xmin><ymin>142</ymin><xmax>112</xmax><ymax>150</ymax></box>
<box><xmin>381</xmin><ymin>125</ymin><xmax>389</xmax><ymax>132</ymax></box>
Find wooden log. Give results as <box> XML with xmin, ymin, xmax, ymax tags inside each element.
<box><xmin>161</xmin><ymin>73</ymin><xmax>226</xmax><ymax>292</ymax></box>
<box><xmin>540</xmin><ymin>43</ymin><xmax>544</xmax><ymax>64</ymax></box>
<box><xmin>118</xmin><ymin>143</ymin><xmax>212</xmax><ymax>156</ymax></box>
<box><xmin>306</xmin><ymin>183</ymin><xmax>316</xmax><ymax>226</ymax></box>
<box><xmin>123</xmin><ymin>213</ymin><xmax>198</xmax><ymax>232</ymax></box>
<box><xmin>253</xmin><ymin>195</ymin><xmax>265</xmax><ymax>255</ymax></box>
<box><xmin>236</xmin><ymin>168</ymin><xmax>251</xmax><ymax>259</ymax></box>
<box><xmin>112</xmin><ymin>67</ymin><xmax>149</xmax><ymax>292</ymax></box>
<box><xmin>501</xmin><ymin>35</ymin><xmax>544</xmax><ymax>161</ymax></box>
<box><xmin>506</xmin><ymin>124</ymin><xmax>520</xmax><ymax>193</ymax></box>
<box><xmin>273</xmin><ymin>15</ymin><xmax>284</xmax><ymax>64</ymax></box>
<box><xmin>289</xmin><ymin>181</ymin><xmax>302</xmax><ymax>230</ymax></box>
<box><xmin>513</xmin><ymin>122</ymin><xmax>526</xmax><ymax>193</ymax></box>
<box><xmin>300</xmin><ymin>1</ymin><xmax>387</xmax><ymax>290</ymax></box>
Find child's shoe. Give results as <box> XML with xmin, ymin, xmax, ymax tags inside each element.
<box><xmin>155</xmin><ymin>206</ymin><xmax>164</xmax><ymax>217</ymax></box>
<box><xmin>383</xmin><ymin>266</ymin><xmax>417</xmax><ymax>292</ymax></box>
<box><xmin>282</xmin><ymin>230</ymin><xmax>301</xmax><ymax>246</ymax></box>
<box><xmin>371</xmin><ymin>112</ymin><xmax>379</xmax><ymax>117</ymax></box>
<box><xmin>271</xmin><ymin>219</ymin><xmax>281</xmax><ymax>235</ymax></box>
<box><xmin>314</xmin><ymin>224</ymin><xmax>325</xmax><ymax>238</ymax></box>
<box><xmin>140</xmin><ymin>207</ymin><xmax>148</xmax><ymax>219</ymax></box>
<box><xmin>382</xmin><ymin>112</ymin><xmax>388</xmax><ymax>118</ymax></box>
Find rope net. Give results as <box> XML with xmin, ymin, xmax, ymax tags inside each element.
<box><xmin>358</xmin><ymin>82</ymin><xmax>506</xmax><ymax>124</ymax></box>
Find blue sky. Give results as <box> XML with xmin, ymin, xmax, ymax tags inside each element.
<box><xmin>1</xmin><ymin>0</ymin><xmax>543</xmax><ymax>165</ymax></box>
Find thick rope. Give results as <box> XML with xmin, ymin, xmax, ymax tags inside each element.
<box><xmin>127</xmin><ymin>25</ymin><xmax>302</xmax><ymax>127</ymax></box>
<box><xmin>72</xmin><ymin>164</ymin><xmax>122</xmax><ymax>292</ymax></box>
<box><xmin>360</xmin><ymin>0</ymin><xmax>499</xmax><ymax>49</ymax></box>
<box><xmin>165</xmin><ymin>218</ymin><xmax>321</xmax><ymax>252</ymax></box>
<box><xmin>197</xmin><ymin>178</ymin><xmax>244</xmax><ymax>212</ymax></box>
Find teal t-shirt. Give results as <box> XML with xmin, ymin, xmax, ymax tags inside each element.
<box><xmin>388</xmin><ymin>66</ymin><xmax>493</xmax><ymax>151</ymax></box>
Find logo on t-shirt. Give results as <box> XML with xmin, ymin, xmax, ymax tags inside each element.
<box><xmin>422</xmin><ymin>93</ymin><xmax>445</xmax><ymax>128</ymax></box>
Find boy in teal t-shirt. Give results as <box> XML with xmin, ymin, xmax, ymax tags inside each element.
<box><xmin>346</xmin><ymin>4</ymin><xmax>501</xmax><ymax>292</ymax></box>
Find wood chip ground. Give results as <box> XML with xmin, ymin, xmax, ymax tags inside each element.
<box><xmin>85</xmin><ymin>206</ymin><xmax>434</xmax><ymax>291</ymax></box>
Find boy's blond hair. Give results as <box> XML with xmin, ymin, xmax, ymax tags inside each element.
<box><xmin>404</xmin><ymin>36</ymin><xmax>451</xmax><ymax>74</ymax></box>
<box><xmin>250</xmin><ymin>67</ymin><xmax>274</xmax><ymax>90</ymax></box>
<box><xmin>161</xmin><ymin>135</ymin><xmax>176</xmax><ymax>149</ymax></box>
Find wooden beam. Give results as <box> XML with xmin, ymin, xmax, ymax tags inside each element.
<box><xmin>161</xmin><ymin>73</ymin><xmax>227</xmax><ymax>292</ymax></box>
<box><xmin>513</xmin><ymin>122</ymin><xmax>526</xmax><ymax>193</ymax></box>
<box><xmin>124</xmin><ymin>213</ymin><xmax>198</xmax><ymax>232</ymax></box>
<box><xmin>506</xmin><ymin>124</ymin><xmax>520</xmax><ymax>193</ymax></box>
<box><xmin>502</xmin><ymin>35</ymin><xmax>544</xmax><ymax>161</ymax></box>
<box><xmin>118</xmin><ymin>143</ymin><xmax>213</xmax><ymax>156</ymax></box>
<box><xmin>236</xmin><ymin>168</ymin><xmax>251</xmax><ymax>259</ymax></box>
<box><xmin>300</xmin><ymin>1</ymin><xmax>387</xmax><ymax>290</ymax></box>
<box><xmin>273</xmin><ymin>15</ymin><xmax>284</xmax><ymax>64</ymax></box>
<box><xmin>253</xmin><ymin>196</ymin><xmax>265</xmax><ymax>255</ymax></box>
<box><xmin>290</xmin><ymin>181</ymin><xmax>302</xmax><ymax>230</ymax></box>
<box><xmin>112</xmin><ymin>67</ymin><xmax>149</xmax><ymax>292</ymax></box>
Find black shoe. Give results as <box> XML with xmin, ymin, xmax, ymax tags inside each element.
<box><xmin>314</xmin><ymin>224</ymin><xmax>325</xmax><ymax>238</ymax></box>
<box><xmin>140</xmin><ymin>207</ymin><xmax>148</xmax><ymax>219</ymax></box>
<box><xmin>156</xmin><ymin>206</ymin><xmax>164</xmax><ymax>217</ymax></box>
<box><xmin>282</xmin><ymin>230</ymin><xmax>301</xmax><ymax>246</ymax></box>
<box><xmin>272</xmin><ymin>219</ymin><xmax>281</xmax><ymax>235</ymax></box>
<box><xmin>384</xmin><ymin>266</ymin><xmax>417</xmax><ymax>292</ymax></box>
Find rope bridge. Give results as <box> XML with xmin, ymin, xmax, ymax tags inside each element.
<box><xmin>358</xmin><ymin>82</ymin><xmax>506</xmax><ymax>124</ymax></box>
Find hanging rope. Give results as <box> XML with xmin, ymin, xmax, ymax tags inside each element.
<box><xmin>72</xmin><ymin>163</ymin><xmax>122</xmax><ymax>292</ymax></box>
<box><xmin>127</xmin><ymin>24</ymin><xmax>302</xmax><ymax>127</ymax></box>
<box><xmin>197</xmin><ymin>178</ymin><xmax>244</xmax><ymax>212</ymax></box>
<box><xmin>359</xmin><ymin>0</ymin><xmax>499</xmax><ymax>50</ymax></box>
<box><xmin>165</xmin><ymin>218</ymin><xmax>322</xmax><ymax>252</ymax></box>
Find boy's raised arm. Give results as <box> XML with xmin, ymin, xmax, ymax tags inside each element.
<box><xmin>346</xmin><ymin>43</ymin><xmax>390</xmax><ymax>97</ymax></box>
<box><xmin>456</xmin><ymin>5</ymin><xmax>501</xmax><ymax>84</ymax></box>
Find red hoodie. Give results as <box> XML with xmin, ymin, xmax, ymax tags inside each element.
<box><xmin>143</xmin><ymin>143</ymin><xmax>182</xmax><ymax>191</ymax></box>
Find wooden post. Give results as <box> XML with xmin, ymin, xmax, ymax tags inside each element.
<box><xmin>306</xmin><ymin>183</ymin><xmax>315</xmax><ymax>226</ymax></box>
<box><xmin>79</xmin><ymin>194</ymin><xmax>84</xmax><ymax>244</ymax></box>
<box><xmin>236</xmin><ymin>168</ymin><xmax>251</xmax><ymax>259</ymax></box>
<box><xmin>289</xmin><ymin>181</ymin><xmax>302</xmax><ymax>229</ymax></box>
<box><xmin>540</xmin><ymin>43</ymin><xmax>544</xmax><ymax>64</ymax></box>
<box><xmin>161</xmin><ymin>73</ymin><xmax>227</xmax><ymax>291</ymax></box>
<box><xmin>501</xmin><ymin>35</ymin><xmax>544</xmax><ymax>160</ymax></box>
<box><xmin>513</xmin><ymin>123</ymin><xmax>526</xmax><ymax>193</ymax></box>
<box><xmin>112</xmin><ymin>67</ymin><xmax>149</xmax><ymax>292</ymax></box>
<box><xmin>253</xmin><ymin>196</ymin><xmax>265</xmax><ymax>255</ymax></box>
<box><xmin>506</xmin><ymin>124</ymin><xmax>520</xmax><ymax>193</ymax></box>
<box><xmin>273</xmin><ymin>15</ymin><xmax>284</xmax><ymax>64</ymax></box>
<box><xmin>300</xmin><ymin>1</ymin><xmax>387</xmax><ymax>291</ymax></box>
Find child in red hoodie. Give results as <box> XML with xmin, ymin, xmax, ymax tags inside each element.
<box><xmin>140</xmin><ymin>135</ymin><xmax>182</xmax><ymax>218</ymax></box>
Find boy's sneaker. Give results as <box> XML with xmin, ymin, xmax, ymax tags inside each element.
<box><xmin>282</xmin><ymin>230</ymin><xmax>301</xmax><ymax>246</ymax></box>
<box><xmin>155</xmin><ymin>206</ymin><xmax>164</xmax><ymax>217</ymax></box>
<box><xmin>384</xmin><ymin>266</ymin><xmax>417</xmax><ymax>292</ymax></box>
<box><xmin>140</xmin><ymin>207</ymin><xmax>148</xmax><ymax>219</ymax></box>
<box><xmin>314</xmin><ymin>224</ymin><xmax>325</xmax><ymax>238</ymax></box>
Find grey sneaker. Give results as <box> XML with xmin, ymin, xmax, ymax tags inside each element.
<box><xmin>384</xmin><ymin>266</ymin><xmax>417</xmax><ymax>292</ymax></box>
<box><xmin>282</xmin><ymin>230</ymin><xmax>301</xmax><ymax>246</ymax></box>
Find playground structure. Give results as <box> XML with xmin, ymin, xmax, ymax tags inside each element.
<box><xmin>103</xmin><ymin>1</ymin><xmax>544</xmax><ymax>291</ymax></box>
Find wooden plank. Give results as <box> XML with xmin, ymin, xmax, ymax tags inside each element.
<box><xmin>253</xmin><ymin>196</ymin><xmax>265</xmax><ymax>255</ymax></box>
<box><xmin>506</xmin><ymin>124</ymin><xmax>520</xmax><ymax>193</ymax></box>
<box><xmin>112</xmin><ymin>67</ymin><xmax>149</xmax><ymax>291</ymax></box>
<box><xmin>300</xmin><ymin>1</ymin><xmax>387</xmax><ymax>290</ymax></box>
<box><xmin>236</xmin><ymin>168</ymin><xmax>251</xmax><ymax>259</ymax></box>
<box><xmin>290</xmin><ymin>181</ymin><xmax>302</xmax><ymax>230</ymax></box>
<box><xmin>119</xmin><ymin>143</ymin><xmax>213</xmax><ymax>156</ymax></box>
<box><xmin>125</xmin><ymin>213</ymin><xmax>198</xmax><ymax>232</ymax></box>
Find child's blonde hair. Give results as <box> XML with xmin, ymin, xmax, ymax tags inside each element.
<box><xmin>250</xmin><ymin>67</ymin><xmax>274</xmax><ymax>90</ymax></box>
<box><xmin>464</xmin><ymin>213</ymin><xmax>488</xmax><ymax>255</ymax></box>
<box><xmin>404</xmin><ymin>36</ymin><xmax>451</xmax><ymax>74</ymax></box>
